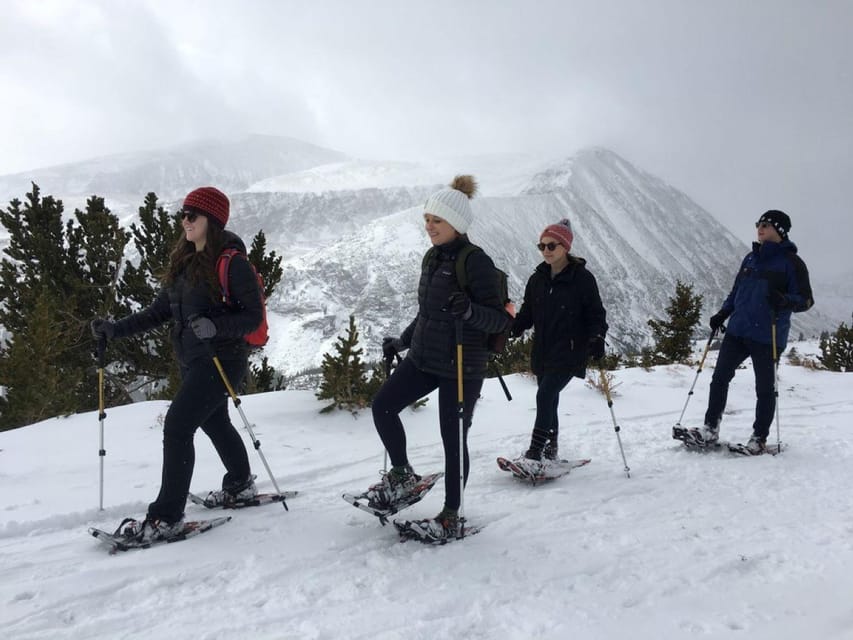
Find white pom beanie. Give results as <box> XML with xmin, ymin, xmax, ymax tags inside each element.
<box><xmin>423</xmin><ymin>175</ymin><xmax>477</xmax><ymax>234</ymax></box>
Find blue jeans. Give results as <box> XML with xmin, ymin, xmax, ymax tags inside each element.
<box><xmin>704</xmin><ymin>333</ymin><xmax>776</xmax><ymax>440</ymax></box>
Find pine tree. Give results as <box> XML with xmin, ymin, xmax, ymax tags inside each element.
<box><xmin>647</xmin><ymin>280</ymin><xmax>703</xmax><ymax>364</ymax></box>
<box><xmin>818</xmin><ymin>317</ymin><xmax>853</xmax><ymax>372</ymax></box>
<box><xmin>0</xmin><ymin>287</ymin><xmax>78</xmax><ymax>429</ymax></box>
<box><xmin>490</xmin><ymin>333</ymin><xmax>533</xmax><ymax>376</ymax></box>
<box><xmin>250</xmin><ymin>356</ymin><xmax>286</xmax><ymax>392</ymax></box>
<box><xmin>0</xmin><ymin>186</ymin><xmax>130</xmax><ymax>427</ymax></box>
<box><xmin>248</xmin><ymin>230</ymin><xmax>283</xmax><ymax>298</ymax></box>
<box><xmin>316</xmin><ymin>315</ymin><xmax>372</xmax><ymax>413</ymax></box>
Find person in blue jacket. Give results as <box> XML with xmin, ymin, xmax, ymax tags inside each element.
<box><xmin>688</xmin><ymin>210</ymin><xmax>813</xmax><ymax>454</ymax></box>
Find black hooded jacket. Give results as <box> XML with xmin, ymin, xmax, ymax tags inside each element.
<box><xmin>112</xmin><ymin>231</ymin><xmax>263</xmax><ymax>366</ymax></box>
<box><xmin>512</xmin><ymin>256</ymin><xmax>608</xmax><ymax>378</ymax></box>
<box><xmin>401</xmin><ymin>236</ymin><xmax>510</xmax><ymax>380</ymax></box>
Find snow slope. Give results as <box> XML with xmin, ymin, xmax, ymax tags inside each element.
<box><xmin>2</xmin><ymin>344</ymin><xmax>852</xmax><ymax>640</ymax></box>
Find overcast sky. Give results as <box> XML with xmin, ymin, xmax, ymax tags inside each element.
<box><xmin>1</xmin><ymin>0</ymin><xmax>851</xmax><ymax>278</ymax></box>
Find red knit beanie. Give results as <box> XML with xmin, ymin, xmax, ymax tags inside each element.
<box><xmin>540</xmin><ymin>218</ymin><xmax>573</xmax><ymax>251</ymax></box>
<box><xmin>183</xmin><ymin>187</ymin><xmax>229</xmax><ymax>228</ymax></box>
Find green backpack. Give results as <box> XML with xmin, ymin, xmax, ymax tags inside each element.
<box><xmin>422</xmin><ymin>244</ymin><xmax>514</xmax><ymax>353</ymax></box>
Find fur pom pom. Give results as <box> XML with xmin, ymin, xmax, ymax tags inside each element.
<box><xmin>450</xmin><ymin>175</ymin><xmax>477</xmax><ymax>199</ymax></box>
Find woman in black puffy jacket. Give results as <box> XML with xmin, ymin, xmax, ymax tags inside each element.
<box><xmin>367</xmin><ymin>175</ymin><xmax>510</xmax><ymax>541</ymax></box>
<box><xmin>91</xmin><ymin>187</ymin><xmax>264</xmax><ymax>542</ymax></box>
<box><xmin>510</xmin><ymin>219</ymin><xmax>608</xmax><ymax>470</ymax></box>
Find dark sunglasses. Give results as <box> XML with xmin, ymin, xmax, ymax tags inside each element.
<box><xmin>537</xmin><ymin>242</ymin><xmax>562</xmax><ymax>252</ymax></box>
<box><xmin>755</xmin><ymin>221</ymin><xmax>772</xmax><ymax>229</ymax></box>
<box><xmin>179</xmin><ymin>209</ymin><xmax>200</xmax><ymax>222</ymax></box>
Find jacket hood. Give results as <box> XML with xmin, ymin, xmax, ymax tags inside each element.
<box><xmin>222</xmin><ymin>230</ymin><xmax>248</xmax><ymax>254</ymax></box>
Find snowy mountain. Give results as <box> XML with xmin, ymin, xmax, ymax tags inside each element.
<box><xmin>0</xmin><ymin>134</ymin><xmax>347</xmax><ymax>210</ymax></box>
<box><xmin>0</xmin><ymin>137</ymin><xmax>835</xmax><ymax>377</ymax></box>
<box><xmin>240</xmin><ymin>147</ymin><xmax>829</xmax><ymax>376</ymax></box>
<box><xmin>2</xmin><ymin>345</ymin><xmax>853</xmax><ymax>639</ymax></box>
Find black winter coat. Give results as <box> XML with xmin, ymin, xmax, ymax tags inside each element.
<box><xmin>112</xmin><ymin>232</ymin><xmax>264</xmax><ymax>366</ymax></box>
<box><xmin>512</xmin><ymin>257</ymin><xmax>608</xmax><ymax>378</ymax></box>
<box><xmin>401</xmin><ymin>236</ymin><xmax>510</xmax><ymax>380</ymax></box>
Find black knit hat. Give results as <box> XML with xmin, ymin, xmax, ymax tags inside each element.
<box><xmin>756</xmin><ymin>209</ymin><xmax>791</xmax><ymax>239</ymax></box>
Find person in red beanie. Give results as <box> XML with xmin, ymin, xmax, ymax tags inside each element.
<box><xmin>509</xmin><ymin>218</ymin><xmax>608</xmax><ymax>475</ymax></box>
<box><xmin>90</xmin><ymin>186</ymin><xmax>265</xmax><ymax>542</ymax></box>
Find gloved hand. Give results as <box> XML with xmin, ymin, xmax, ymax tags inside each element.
<box><xmin>587</xmin><ymin>335</ymin><xmax>606</xmax><ymax>361</ymax></box>
<box><xmin>709</xmin><ymin>310</ymin><xmax>730</xmax><ymax>331</ymax></box>
<box><xmin>769</xmin><ymin>290</ymin><xmax>791</xmax><ymax>311</ymax></box>
<box><xmin>382</xmin><ymin>336</ymin><xmax>406</xmax><ymax>358</ymax></box>
<box><xmin>510</xmin><ymin>323</ymin><xmax>525</xmax><ymax>339</ymax></box>
<box><xmin>90</xmin><ymin>318</ymin><xmax>115</xmax><ymax>341</ymax></box>
<box><xmin>189</xmin><ymin>315</ymin><xmax>217</xmax><ymax>340</ymax></box>
<box><xmin>447</xmin><ymin>291</ymin><xmax>472</xmax><ymax>320</ymax></box>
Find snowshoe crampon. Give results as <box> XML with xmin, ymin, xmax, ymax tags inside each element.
<box><xmin>342</xmin><ymin>472</ymin><xmax>443</xmax><ymax>525</ymax></box>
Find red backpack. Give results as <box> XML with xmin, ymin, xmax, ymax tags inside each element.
<box><xmin>216</xmin><ymin>248</ymin><xmax>269</xmax><ymax>348</ymax></box>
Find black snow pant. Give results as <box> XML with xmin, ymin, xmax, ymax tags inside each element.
<box><xmin>529</xmin><ymin>372</ymin><xmax>573</xmax><ymax>453</ymax></box>
<box><xmin>371</xmin><ymin>357</ymin><xmax>483</xmax><ymax>512</ymax></box>
<box><xmin>704</xmin><ymin>333</ymin><xmax>776</xmax><ymax>440</ymax></box>
<box><xmin>147</xmin><ymin>357</ymin><xmax>250</xmax><ymax>523</ymax></box>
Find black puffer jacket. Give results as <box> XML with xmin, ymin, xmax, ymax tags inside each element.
<box><xmin>112</xmin><ymin>232</ymin><xmax>263</xmax><ymax>366</ymax></box>
<box><xmin>401</xmin><ymin>236</ymin><xmax>510</xmax><ymax>380</ymax></box>
<box><xmin>512</xmin><ymin>257</ymin><xmax>608</xmax><ymax>378</ymax></box>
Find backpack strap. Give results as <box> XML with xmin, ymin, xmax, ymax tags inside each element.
<box><xmin>420</xmin><ymin>243</ymin><xmax>482</xmax><ymax>294</ymax></box>
<box><xmin>216</xmin><ymin>248</ymin><xmax>241</xmax><ymax>305</ymax></box>
<box><xmin>454</xmin><ymin>244</ymin><xmax>481</xmax><ymax>294</ymax></box>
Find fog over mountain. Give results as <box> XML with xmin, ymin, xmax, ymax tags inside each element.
<box><xmin>0</xmin><ymin>136</ymin><xmax>842</xmax><ymax>377</ymax></box>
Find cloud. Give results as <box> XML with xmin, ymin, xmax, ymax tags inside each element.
<box><xmin>2</xmin><ymin>0</ymin><xmax>851</xmax><ymax>277</ymax></box>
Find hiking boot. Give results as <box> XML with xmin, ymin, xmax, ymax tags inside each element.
<box><xmin>365</xmin><ymin>464</ymin><xmax>420</xmax><ymax>509</ymax></box>
<box><xmin>119</xmin><ymin>516</ymin><xmax>184</xmax><ymax>543</ymax></box>
<box><xmin>523</xmin><ymin>447</ymin><xmax>542</xmax><ymax>461</ymax></box>
<box><xmin>688</xmin><ymin>424</ymin><xmax>719</xmax><ymax>446</ymax></box>
<box><xmin>543</xmin><ymin>440</ymin><xmax>559</xmax><ymax>461</ymax></box>
<box><xmin>745</xmin><ymin>435</ymin><xmax>767</xmax><ymax>455</ymax></box>
<box><xmin>205</xmin><ymin>475</ymin><xmax>258</xmax><ymax>507</ymax></box>
<box><xmin>409</xmin><ymin>508</ymin><xmax>460</xmax><ymax>541</ymax></box>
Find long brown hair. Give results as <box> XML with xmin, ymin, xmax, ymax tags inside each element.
<box><xmin>162</xmin><ymin>216</ymin><xmax>226</xmax><ymax>301</ymax></box>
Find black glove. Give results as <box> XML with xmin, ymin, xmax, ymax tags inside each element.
<box><xmin>189</xmin><ymin>315</ymin><xmax>217</xmax><ymax>340</ymax></box>
<box><xmin>769</xmin><ymin>290</ymin><xmax>791</xmax><ymax>311</ymax></box>
<box><xmin>587</xmin><ymin>335</ymin><xmax>606</xmax><ymax>361</ymax></box>
<box><xmin>382</xmin><ymin>336</ymin><xmax>406</xmax><ymax>358</ymax></box>
<box><xmin>709</xmin><ymin>311</ymin><xmax>729</xmax><ymax>332</ymax></box>
<box><xmin>447</xmin><ymin>291</ymin><xmax>472</xmax><ymax>320</ymax></box>
<box><xmin>90</xmin><ymin>318</ymin><xmax>115</xmax><ymax>341</ymax></box>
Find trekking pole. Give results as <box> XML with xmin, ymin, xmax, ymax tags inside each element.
<box><xmin>771</xmin><ymin>311</ymin><xmax>781</xmax><ymax>452</ymax></box>
<box><xmin>598</xmin><ymin>365</ymin><xmax>631</xmax><ymax>478</ymax></box>
<box><xmin>97</xmin><ymin>337</ymin><xmax>107</xmax><ymax>511</ymax></box>
<box><xmin>455</xmin><ymin>318</ymin><xmax>467</xmax><ymax>539</ymax></box>
<box><xmin>487</xmin><ymin>361</ymin><xmax>512</xmax><ymax>401</ymax></box>
<box><xmin>209</xmin><ymin>349</ymin><xmax>288</xmax><ymax>511</ymax></box>
<box><xmin>674</xmin><ymin>327</ymin><xmax>720</xmax><ymax>430</ymax></box>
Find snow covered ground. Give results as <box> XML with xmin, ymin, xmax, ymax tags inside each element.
<box><xmin>2</xmin><ymin>343</ymin><xmax>852</xmax><ymax>640</ymax></box>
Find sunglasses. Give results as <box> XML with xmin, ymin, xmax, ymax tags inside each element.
<box><xmin>755</xmin><ymin>221</ymin><xmax>772</xmax><ymax>229</ymax></box>
<box><xmin>537</xmin><ymin>242</ymin><xmax>562</xmax><ymax>252</ymax></box>
<box><xmin>180</xmin><ymin>209</ymin><xmax>200</xmax><ymax>223</ymax></box>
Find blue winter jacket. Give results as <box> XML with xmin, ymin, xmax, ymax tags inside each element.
<box><xmin>719</xmin><ymin>240</ymin><xmax>813</xmax><ymax>351</ymax></box>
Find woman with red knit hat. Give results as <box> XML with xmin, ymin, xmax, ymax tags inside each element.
<box><xmin>90</xmin><ymin>186</ymin><xmax>264</xmax><ymax>542</ymax></box>
<box><xmin>509</xmin><ymin>218</ymin><xmax>608</xmax><ymax>475</ymax></box>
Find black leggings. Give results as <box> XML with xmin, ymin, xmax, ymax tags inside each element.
<box><xmin>371</xmin><ymin>357</ymin><xmax>483</xmax><ymax>512</ymax></box>
<box><xmin>147</xmin><ymin>357</ymin><xmax>250</xmax><ymax>522</ymax></box>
